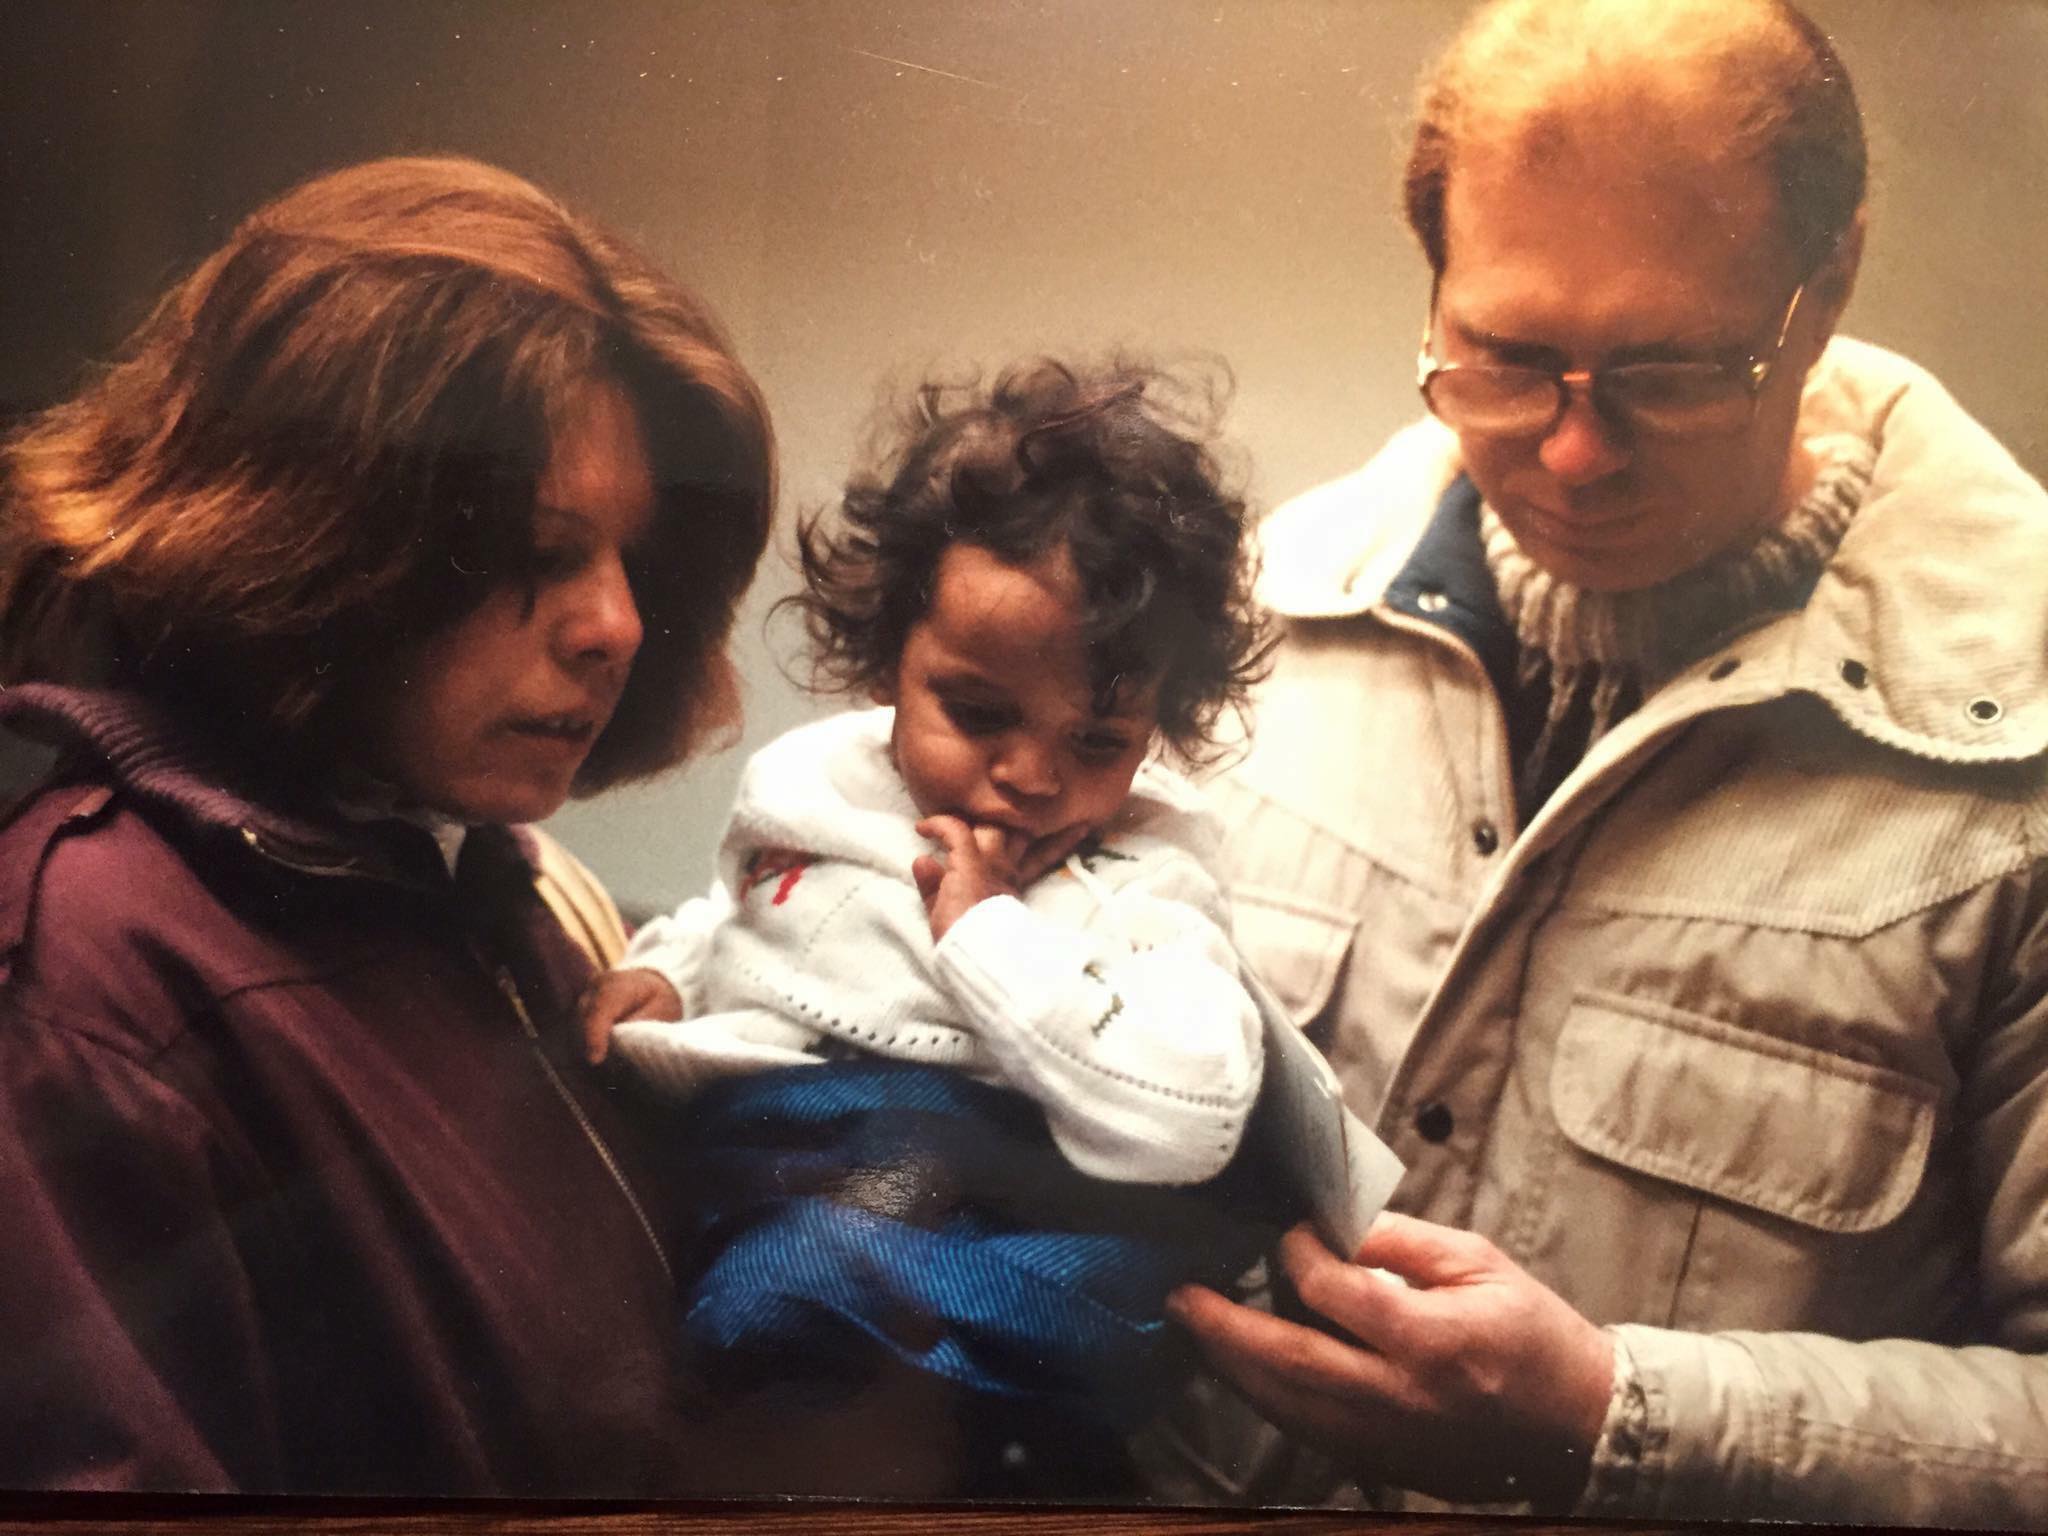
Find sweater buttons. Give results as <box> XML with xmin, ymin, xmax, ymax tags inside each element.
<box><xmin>1839</xmin><ymin>659</ymin><xmax>1870</xmax><ymax>689</ymax></box>
<box><xmin>1707</xmin><ymin>657</ymin><xmax>1741</xmax><ymax>682</ymax></box>
<box><xmin>1416</xmin><ymin>588</ymin><xmax>1450</xmax><ymax>615</ymax></box>
<box><xmin>1968</xmin><ymin>697</ymin><xmax>2004</xmax><ymax>725</ymax></box>
<box><xmin>1471</xmin><ymin>819</ymin><xmax>1500</xmax><ymax>856</ymax></box>
<box><xmin>1414</xmin><ymin>1102</ymin><xmax>1455</xmax><ymax>1144</ymax></box>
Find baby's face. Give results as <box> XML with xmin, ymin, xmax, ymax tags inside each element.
<box><xmin>877</xmin><ymin>543</ymin><xmax>1157</xmax><ymax>859</ymax></box>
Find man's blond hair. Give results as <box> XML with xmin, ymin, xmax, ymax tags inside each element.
<box><xmin>1404</xmin><ymin>0</ymin><xmax>1866</xmax><ymax>278</ymax></box>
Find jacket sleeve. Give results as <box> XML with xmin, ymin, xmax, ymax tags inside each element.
<box><xmin>1576</xmin><ymin>878</ymin><xmax>2048</xmax><ymax>1528</ymax></box>
<box><xmin>1578</xmin><ymin>1327</ymin><xmax>2048</xmax><ymax>1525</ymax></box>
<box><xmin>0</xmin><ymin>1008</ymin><xmax>281</xmax><ymax>1490</ymax></box>
<box><xmin>930</xmin><ymin>849</ymin><xmax>1263</xmax><ymax>1185</ymax></box>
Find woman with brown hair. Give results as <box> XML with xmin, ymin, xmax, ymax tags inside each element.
<box><xmin>0</xmin><ymin>155</ymin><xmax>774</xmax><ymax>1494</ymax></box>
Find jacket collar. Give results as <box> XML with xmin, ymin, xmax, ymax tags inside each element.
<box><xmin>1257</xmin><ymin>338</ymin><xmax>2048</xmax><ymax>764</ymax></box>
<box><xmin>0</xmin><ymin>682</ymin><xmax>513</xmax><ymax>885</ymax></box>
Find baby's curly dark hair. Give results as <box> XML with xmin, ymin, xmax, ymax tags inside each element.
<box><xmin>788</xmin><ymin>358</ymin><xmax>1273</xmax><ymax>765</ymax></box>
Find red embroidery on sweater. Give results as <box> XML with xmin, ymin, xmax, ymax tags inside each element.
<box><xmin>740</xmin><ymin>847</ymin><xmax>814</xmax><ymax>904</ymax></box>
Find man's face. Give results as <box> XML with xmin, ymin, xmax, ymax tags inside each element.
<box><xmin>1435</xmin><ymin>138</ymin><xmax>1840</xmax><ymax>593</ymax></box>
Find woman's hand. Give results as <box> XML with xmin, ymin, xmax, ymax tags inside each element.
<box><xmin>1168</xmin><ymin>1215</ymin><xmax>1615</xmax><ymax>1509</ymax></box>
<box><xmin>579</xmin><ymin>967</ymin><xmax>685</xmax><ymax>1063</ymax></box>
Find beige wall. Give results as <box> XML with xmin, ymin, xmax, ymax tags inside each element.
<box><xmin>5</xmin><ymin>1</ymin><xmax>2043</xmax><ymax>910</ymax></box>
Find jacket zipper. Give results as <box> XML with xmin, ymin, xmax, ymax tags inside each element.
<box><xmin>491</xmin><ymin>964</ymin><xmax>675</xmax><ymax>1289</ymax></box>
<box><xmin>237</xmin><ymin>825</ymin><xmax>388</xmax><ymax>881</ymax></box>
<box><xmin>239</xmin><ymin>823</ymin><xmax>676</xmax><ymax>1287</ymax></box>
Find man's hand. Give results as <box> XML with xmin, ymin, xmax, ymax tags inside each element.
<box><xmin>1167</xmin><ymin>1215</ymin><xmax>1615</xmax><ymax>1509</ymax></box>
<box><xmin>579</xmin><ymin>967</ymin><xmax>684</xmax><ymax>1064</ymax></box>
<box><xmin>911</xmin><ymin>816</ymin><xmax>1088</xmax><ymax>942</ymax></box>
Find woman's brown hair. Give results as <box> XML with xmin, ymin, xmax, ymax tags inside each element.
<box><xmin>0</xmin><ymin>154</ymin><xmax>774</xmax><ymax>793</ymax></box>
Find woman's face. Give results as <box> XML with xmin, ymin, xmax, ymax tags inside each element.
<box><xmin>368</xmin><ymin>380</ymin><xmax>653</xmax><ymax>825</ymax></box>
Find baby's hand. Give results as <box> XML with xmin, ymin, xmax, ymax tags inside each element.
<box><xmin>911</xmin><ymin>817</ymin><xmax>1090</xmax><ymax>942</ymax></box>
<box><xmin>912</xmin><ymin>816</ymin><xmax>1020</xmax><ymax>942</ymax></box>
<box><xmin>579</xmin><ymin>967</ymin><xmax>684</xmax><ymax>1064</ymax></box>
<box><xmin>1012</xmin><ymin>822</ymin><xmax>1092</xmax><ymax>887</ymax></box>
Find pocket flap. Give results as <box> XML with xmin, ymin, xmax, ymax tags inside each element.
<box><xmin>1551</xmin><ymin>993</ymin><xmax>1939</xmax><ymax>1234</ymax></box>
<box><xmin>1230</xmin><ymin>887</ymin><xmax>1355</xmax><ymax>1029</ymax></box>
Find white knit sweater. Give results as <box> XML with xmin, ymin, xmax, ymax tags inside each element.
<box><xmin>611</xmin><ymin>707</ymin><xmax>1263</xmax><ymax>1185</ymax></box>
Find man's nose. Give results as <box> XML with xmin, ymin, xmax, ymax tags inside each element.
<box><xmin>1537</xmin><ymin>379</ymin><xmax>1633</xmax><ymax>487</ymax></box>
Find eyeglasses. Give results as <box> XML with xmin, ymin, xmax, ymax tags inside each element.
<box><xmin>1416</xmin><ymin>281</ymin><xmax>1807</xmax><ymax>440</ymax></box>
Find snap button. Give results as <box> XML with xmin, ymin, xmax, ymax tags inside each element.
<box><xmin>1471</xmin><ymin>819</ymin><xmax>1500</xmax><ymax>856</ymax></box>
<box><xmin>1968</xmin><ymin>697</ymin><xmax>2003</xmax><ymax>725</ymax></box>
<box><xmin>1839</xmin><ymin>659</ymin><xmax>1869</xmax><ymax>689</ymax></box>
<box><xmin>1707</xmin><ymin>657</ymin><xmax>1741</xmax><ymax>682</ymax></box>
<box><xmin>1414</xmin><ymin>1102</ymin><xmax>1455</xmax><ymax>1144</ymax></box>
<box><xmin>1416</xmin><ymin>589</ymin><xmax>1450</xmax><ymax>614</ymax></box>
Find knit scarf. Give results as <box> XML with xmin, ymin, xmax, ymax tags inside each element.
<box><xmin>1482</xmin><ymin>431</ymin><xmax>1878</xmax><ymax>808</ymax></box>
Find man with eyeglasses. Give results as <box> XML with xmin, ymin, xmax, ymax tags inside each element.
<box><xmin>1166</xmin><ymin>0</ymin><xmax>2048</xmax><ymax>1524</ymax></box>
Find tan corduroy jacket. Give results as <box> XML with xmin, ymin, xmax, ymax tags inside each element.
<box><xmin>1213</xmin><ymin>339</ymin><xmax>2048</xmax><ymax>1525</ymax></box>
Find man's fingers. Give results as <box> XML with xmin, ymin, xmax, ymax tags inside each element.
<box><xmin>1280</xmin><ymin>1223</ymin><xmax>1418</xmax><ymax>1352</ymax></box>
<box><xmin>1353</xmin><ymin>1210</ymin><xmax>1494</xmax><ymax>1288</ymax></box>
<box><xmin>1169</xmin><ymin>1283</ymin><xmax>1407</xmax><ymax>1405</ymax></box>
<box><xmin>1169</xmin><ymin>1286</ymin><xmax>1422</xmax><ymax>1468</ymax></box>
<box><xmin>1176</xmin><ymin>1323</ymin><xmax>1382</xmax><ymax>1455</ymax></box>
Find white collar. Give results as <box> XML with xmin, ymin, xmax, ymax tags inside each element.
<box><xmin>1256</xmin><ymin>338</ymin><xmax>2048</xmax><ymax>764</ymax></box>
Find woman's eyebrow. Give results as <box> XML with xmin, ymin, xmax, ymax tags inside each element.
<box><xmin>532</xmin><ymin>502</ymin><xmax>658</xmax><ymax>550</ymax></box>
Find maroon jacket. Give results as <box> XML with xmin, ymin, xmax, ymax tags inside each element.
<box><xmin>0</xmin><ymin>684</ymin><xmax>697</xmax><ymax>1495</ymax></box>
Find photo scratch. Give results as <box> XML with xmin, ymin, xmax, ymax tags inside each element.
<box><xmin>842</xmin><ymin>45</ymin><xmax>1016</xmax><ymax>96</ymax></box>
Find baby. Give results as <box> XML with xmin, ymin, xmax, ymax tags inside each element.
<box><xmin>584</xmin><ymin>358</ymin><xmax>1273</xmax><ymax>1186</ymax></box>
<box><xmin>581</xmin><ymin>359</ymin><xmax>1278</xmax><ymax>1488</ymax></box>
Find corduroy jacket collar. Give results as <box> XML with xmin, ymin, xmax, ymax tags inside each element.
<box><xmin>1256</xmin><ymin>337</ymin><xmax>2048</xmax><ymax>766</ymax></box>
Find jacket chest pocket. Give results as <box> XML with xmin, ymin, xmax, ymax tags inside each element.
<box><xmin>1553</xmin><ymin>993</ymin><xmax>1938</xmax><ymax>1231</ymax></box>
<box><xmin>1540</xmin><ymin>993</ymin><xmax>1956</xmax><ymax>1335</ymax></box>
